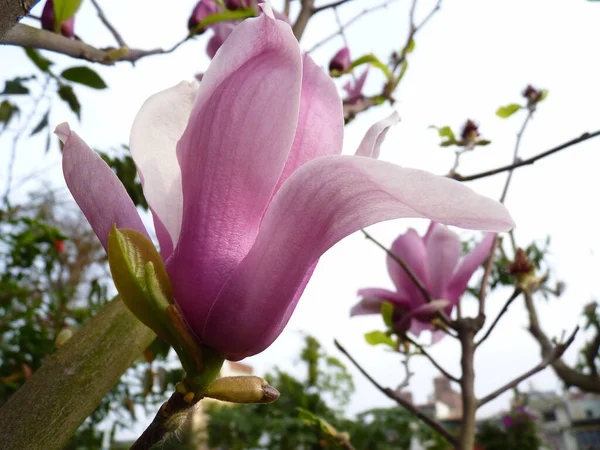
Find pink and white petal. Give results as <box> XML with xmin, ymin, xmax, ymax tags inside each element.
<box><xmin>386</xmin><ymin>228</ymin><xmax>429</xmax><ymax>306</ymax></box>
<box><xmin>207</xmin><ymin>22</ymin><xmax>237</xmax><ymax>59</ymax></box>
<box><xmin>167</xmin><ymin>13</ymin><xmax>303</xmax><ymax>336</ymax></box>
<box><xmin>357</xmin><ymin>288</ymin><xmax>411</xmax><ymax>307</ymax></box>
<box><xmin>354</xmin><ymin>111</ymin><xmax>400</xmax><ymax>158</ymax></box>
<box><xmin>129</xmin><ymin>81</ymin><xmax>198</xmax><ymax>253</ymax></box>
<box><xmin>397</xmin><ymin>299</ymin><xmax>450</xmax><ymax>337</ymax></box>
<box><xmin>201</xmin><ymin>155</ymin><xmax>514</xmax><ymax>359</ymax></box>
<box><xmin>446</xmin><ymin>232</ymin><xmax>496</xmax><ymax>303</ymax></box>
<box><xmin>431</xmin><ymin>329</ymin><xmax>446</xmax><ymax>344</ymax></box>
<box><xmin>58</xmin><ymin>123</ymin><xmax>149</xmax><ymax>250</ymax></box>
<box><xmin>424</xmin><ymin>223</ymin><xmax>461</xmax><ymax>299</ymax></box>
<box><xmin>351</xmin><ymin>297</ymin><xmax>384</xmax><ymax>316</ymax></box>
<box><xmin>273</xmin><ymin>53</ymin><xmax>343</xmax><ymax>193</ymax></box>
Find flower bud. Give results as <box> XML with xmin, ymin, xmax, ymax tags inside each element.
<box><xmin>204</xmin><ymin>376</ymin><xmax>280</xmax><ymax>403</ymax></box>
<box><xmin>188</xmin><ymin>0</ymin><xmax>220</xmax><ymax>34</ymax></box>
<box><xmin>522</xmin><ymin>84</ymin><xmax>545</xmax><ymax>110</ymax></box>
<box><xmin>41</xmin><ymin>0</ymin><xmax>75</xmax><ymax>38</ymax></box>
<box><xmin>508</xmin><ymin>248</ymin><xmax>534</xmax><ymax>276</ymax></box>
<box><xmin>460</xmin><ymin>119</ymin><xmax>479</xmax><ymax>147</ymax></box>
<box><xmin>225</xmin><ymin>0</ymin><xmax>251</xmax><ymax>9</ymax></box>
<box><xmin>329</xmin><ymin>47</ymin><xmax>351</xmax><ymax>73</ymax></box>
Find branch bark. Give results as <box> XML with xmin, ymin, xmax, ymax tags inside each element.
<box><xmin>524</xmin><ymin>290</ymin><xmax>600</xmax><ymax>392</ymax></box>
<box><xmin>457</xmin><ymin>319</ymin><xmax>477</xmax><ymax>450</ymax></box>
<box><xmin>0</xmin><ymin>0</ymin><xmax>39</xmax><ymax>39</ymax></box>
<box><xmin>0</xmin><ymin>297</ymin><xmax>155</xmax><ymax>450</ymax></box>
<box><xmin>292</xmin><ymin>0</ymin><xmax>315</xmax><ymax>40</ymax></box>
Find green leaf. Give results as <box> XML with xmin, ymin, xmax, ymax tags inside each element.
<box><xmin>476</xmin><ymin>139</ymin><xmax>491</xmax><ymax>146</ymax></box>
<box><xmin>107</xmin><ymin>226</ymin><xmax>174</xmax><ymax>337</ymax></box>
<box><xmin>2</xmin><ymin>78</ymin><xmax>29</xmax><ymax>95</ymax></box>
<box><xmin>61</xmin><ymin>66</ymin><xmax>107</xmax><ymax>89</ymax></box>
<box><xmin>297</xmin><ymin>408</ymin><xmax>338</xmax><ymax>437</ymax></box>
<box><xmin>437</xmin><ymin>125</ymin><xmax>455</xmax><ymax>140</ymax></box>
<box><xmin>496</xmin><ymin>103</ymin><xmax>522</xmax><ymax>118</ymax></box>
<box><xmin>58</xmin><ymin>85</ymin><xmax>81</xmax><ymax>119</ymax></box>
<box><xmin>405</xmin><ymin>38</ymin><xmax>415</xmax><ymax>54</ymax></box>
<box><xmin>364</xmin><ymin>330</ymin><xmax>395</xmax><ymax>347</ymax></box>
<box><xmin>52</xmin><ymin>0</ymin><xmax>83</xmax><ymax>31</ymax></box>
<box><xmin>381</xmin><ymin>302</ymin><xmax>394</xmax><ymax>328</ymax></box>
<box><xmin>0</xmin><ymin>100</ymin><xmax>19</xmax><ymax>126</ymax></box>
<box><xmin>538</xmin><ymin>89</ymin><xmax>548</xmax><ymax>103</ymax></box>
<box><xmin>24</xmin><ymin>48</ymin><xmax>53</xmax><ymax>72</ymax></box>
<box><xmin>350</xmin><ymin>54</ymin><xmax>392</xmax><ymax>80</ymax></box>
<box><xmin>30</xmin><ymin>111</ymin><xmax>49</xmax><ymax>136</ymax></box>
<box><xmin>190</xmin><ymin>8</ymin><xmax>257</xmax><ymax>35</ymax></box>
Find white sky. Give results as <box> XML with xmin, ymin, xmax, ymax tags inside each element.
<box><xmin>2</xmin><ymin>0</ymin><xmax>600</xmax><ymax>437</ymax></box>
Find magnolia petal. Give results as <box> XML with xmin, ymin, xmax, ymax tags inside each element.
<box><xmin>273</xmin><ymin>53</ymin><xmax>343</xmax><ymax>193</ymax></box>
<box><xmin>58</xmin><ymin>123</ymin><xmax>149</xmax><ymax>249</ymax></box>
<box><xmin>396</xmin><ymin>299</ymin><xmax>450</xmax><ymax>335</ymax></box>
<box><xmin>201</xmin><ymin>155</ymin><xmax>514</xmax><ymax>359</ymax></box>
<box><xmin>207</xmin><ymin>22</ymin><xmax>237</xmax><ymax>59</ymax></box>
<box><xmin>424</xmin><ymin>223</ymin><xmax>461</xmax><ymax>299</ymax></box>
<box><xmin>130</xmin><ymin>81</ymin><xmax>198</xmax><ymax>255</ymax></box>
<box><xmin>355</xmin><ymin>111</ymin><xmax>400</xmax><ymax>158</ymax></box>
<box><xmin>447</xmin><ymin>232</ymin><xmax>496</xmax><ymax>303</ymax></box>
<box><xmin>387</xmin><ymin>228</ymin><xmax>429</xmax><ymax>307</ymax></box>
<box><xmin>351</xmin><ymin>288</ymin><xmax>411</xmax><ymax>316</ymax></box>
<box><xmin>167</xmin><ymin>13</ymin><xmax>302</xmax><ymax>336</ymax></box>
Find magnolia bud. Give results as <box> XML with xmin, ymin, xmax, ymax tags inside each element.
<box><xmin>204</xmin><ymin>376</ymin><xmax>280</xmax><ymax>403</ymax></box>
<box><xmin>225</xmin><ymin>0</ymin><xmax>251</xmax><ymax>9</ymax></box>
<box><xmin>41</xmin><ymin>0</ymin><xmax>75</xmax><ymax>38</ymax></box>
<box><xmin>329</xmin><ymin>47</ymin><xmax>351</xmax><ymax>73</ymax></box>
<box><xmin>188</xmin><ymin>0</ymin><xmax>219</xmax><ymax>34</ymax></box>
<box><xmin>460</xmin><ymin>119</ymin><xmax>480</xmax><ymax>147</ymax></box>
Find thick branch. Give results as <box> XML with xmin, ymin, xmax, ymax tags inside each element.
<box><xmin>585</xmin><ymin>325</ymin><xmax>600</xmax><ymax>376</ymax></box>
<box><xmin>457</xmin><ymin>319</ymin><xmax>477</xmax><ymax>450</ymax></box>
<box><xmin>334</xmin><ymin>339</ymin><xmax>458</xmax><ymax>447</ymax></box>
<box><xmin>524</xmin><ymin>290</ymin><xmax>600</xmax><ymax>392</ymax></box>
<box><xmin>452</xmin><ymin>130</ymin><xmax>600</xmax><ymax>182</ymax></box>
<box><xmin>292</xmin><ymin>0</ymin><xmax>316</xmax><ymax>40</ymax></box>
<box><xmin>0</xmin><ymin>0</ymin><xmax>39</xmax><ymax>39</ymax></box>
<box><xmin>0</xmin><ymin>298</ymin><xmax>155</xmax><ymax>450</ymax></box>
<box><xmin>478</xmin><ymin>323</ymin><xmax>578</xmax><ymax>407</ymax></box>
<box><xmin>1</xmin><ymin>23</ymin><xmax>188</xmax><ymax>65</ymax></box>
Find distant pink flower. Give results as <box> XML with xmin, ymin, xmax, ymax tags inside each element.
<box><xmin>343</xmin><ymin>69</ymin><xmax>368</xmax><ymax>104</ymax></box>
<box><xmin>502</xmin><ymin>415</ymin><xmax>514</xmax><ymax>427</ymax></box>
<box><xmin>41</xmin><ymin>0</ymin><xmax>75</xmax><ymax>38</ymax></box>
<box><xmin>58</xmin><ymin>12</ymin><xmax>512</xmax><ymax>360</ymax></box>
<box><xmin>352</xmin><ymin>222</ymin><xmax>496</xmax><ymax>342</ymax></box>
<box><xmin>329</xmin><ymin>47</ymin><xmax>351</xmax><ymax>73</ymax></box>
<box><xmin>188</xmin><ymin>0</ymin><xmax>220</xmax><ymax>34</ymax></box>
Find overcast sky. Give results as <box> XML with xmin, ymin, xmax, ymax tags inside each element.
<box><xmin>2</xmin><ymin>0</ymin><xmax>600</xmax><ymax>438</ymax></box>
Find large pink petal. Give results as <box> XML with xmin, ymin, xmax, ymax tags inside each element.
<box><xmin>166</xmin><ymin>14</ymin><xmax>302</xmax><ymax>336</ymax></box>
<box><xmin>387</xmin><ymin>229</ymin><xmax>429</xmax><ymax>307</ymax></box>
<box><xmin>351</xmin><ymin>288</ymin><xmax>411</xmax><ymax>316</ymax></box>
<box><xmin>355</xmin><ymin>112</ymin><xmax>400</xmax><ymax>158</ymax></box>
<box><xmin>424</xmin><ymin>223</ymin><xmax>461</xmax><ymax>300</ymax></box>
<box><xmin>273</xmin><ymin>53</ymin><xmax>343</xmax><ymax>193</ymax></box>
<box><xmin>58</xmin><ymin>123</ymin><xmax>149</xmax><ymax>250</ymax></box>
<box><xmin>202</xmin><ymin>155</ymin><xmax>514</xmax><ymax>359</ymax></box>
<box><xmin>130</xmin><ymin>81</ymin><xmax>199</xmax><ymax>257</ymax></box>
<box><xmin>398</xmin><ymin>299</ymin><xmax>450</xmax><ymax>336</ymax></box>
<box><xmin>446</xmin><ymin>232</ymin><xmax>496</xmax><ymax>303</ymax></box>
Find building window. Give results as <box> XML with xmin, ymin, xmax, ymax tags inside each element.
<box><xmin>577</xmin><ymin>430</ymin><xmax>600</xmax><ymax>449</ymax></box>
<box><xmin>586</xmin><ymin>409</ymin><xmax>595</xmax><ymax>419</ymax></box>
<box><xmin>542</xmin><ymin>410</ymin><xmax>557</xmax><ymax>422</ymax></box>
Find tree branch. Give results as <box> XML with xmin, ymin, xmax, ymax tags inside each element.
<box><xmin>451</xmin><ymin>130</ymin><xmax>600</xmax><ymax>182</ymax></box>
<box><xmin>334</xmin><ymin>339</ymin><xmax>458</xmax><ymax>447</ymax></box>
<box><xmin>312</xmin><ymin>0</ymin><xmax>356</xmax><ymax>14</ymax></box>
<box><xmin>524</xmin><ymin>290</ymin><xmax>600</xmax><ymax>393</ymax></box>
<box><xmin>0</xmin><ymin>0</ymin><xmax>39</xmax><ymax>39</ymax></box>
<box><xmin>457</xmin><ymin>319</ymin><xmax>477</xmax><ymax>450</ymax></box>
<box><xmin>405</xmin><ymin>335</ymin><xmax>459</xmax><ymax>382</ymax></box>
<box><xmin>478</xmin><ymin>324</ymin><xmax>579</xmax><ymax>407</ymax></box>
<box><xmin>1</xmin><ymin>23</ymin><xmax>189</xmax><ymax>65</ymax></box>
<box><xmin>0</xmin><ymin>297</ymin><xmax>155</xmax><ymax>450</ymax></box>
<box><xmin>292</xmin><ymin>0</ymin><xmax>316</xmax><ymax>40</ymax></box>
<box><xmin>89</xmin><ymin>0</ymin><xmax>126</xmax><ymax>47</ymax></box>
<box><xmin>585</xmin><ymin>324</ymin><xmax>600</xmax><ymax>376</ymax></box>
<box><xmin>475</xmin><ymin>289</ymin><xmax>521</xmax><ymax>347</ymax></box>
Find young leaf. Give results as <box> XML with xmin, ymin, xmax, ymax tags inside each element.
<box><xmin>350</xmin><ymin>54</ymin><xmax>392</xmax><ymax>80</ymax></box>
<box><xmin>24</xmin><ymin>48</ymin><xmax>53</xmax><ymax>72</ymax></box>
<box><xmin>364</xmin><ymin>330</ymin><xmax>395</xmax><ymax>347</ymax></box>
<box><xmin>58</xmin><ymin>85</ymin><xmax>81</xmax><ymax>119</ymax></box>
<box><xmin>538</xmin><ymin>89</ymin><xmax>549</xmax><ymax>103</ymax></box>
<box><xmin>52</xmin><ymin>0</ymin><xmax>83</xmax><ymax>31</ymax></box>
<box><xmin>381</xmin><ymin>302</ymin><xmax>394</xmax><ymax>328</ymax></box>
<box><xmin>190</xmin><ymin>8</ymin><xmax>257</xmax><ymax>35</ymax></box>
<box><xmin>30</xmin><ymin>111</ymin><xmax>50</xmax><ymax>136</ymax></box>
<box><xmin>2</xmin><ymin>79</ymin><xmax>29</xmax><ymax>95</ymax></box>
<box><xmin>61</xmin><ymin>66</ymin><xmax>107</xmax><ymax>90</ymax></box>
<box><xmin>496</xmin><ymin>103</ymin><xmax>522</xmax><ymax>118</ymax></box>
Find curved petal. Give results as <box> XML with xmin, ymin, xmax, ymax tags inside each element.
<box><xmin>424</xmin><ymin>223</ymin><xmax>461</xmax><ymax>299</ymax></box>
<box><xmin>273</xmin><ymin>53</ymin><xmax>343</xmax><ymax>193</ymax></box>
<box><xmin>446</xmin><ymin>232</ymin><xmax>496</xmax><ymax>303</ymax></box>
<box><xmin>355</xmin><ymin>111</ymin><xmax>400</xmax><ymax>158</ymax></box>
<box><xmin>396</xmin><ymin>299</ymin><xmax>450</xmax><ymax>336</ymax></box>
<box><xmin>166</xmin><ymin>14</ymin><xmax>303</xmax><ymax>336</ymax></box>
<box><xmin>57</xmin><ymin>123</ymin><xmax>149</xmax><ymax>250</ymax></box>
<box><xmin>351</xmin><ymin>288</ymin><xmax>411</xmax><ymax>316</ymax></box>
<box><xmin>201</xmin><ymin>155</ymin><xmax>514</xmax><ymax>359</ymax></box>
<box><xmin>207</xmin><ymin>22</ymin><xmax>237</xmax><ymax>58</ymax></box>
<box><xmin>387</xmin><ymin>229</ymin><xmax>429</xmax><ymax>307</ymax></box>
<box><xmin>130</xmin><ymin>81</ymin><xmax>199</xmax><ymax>257</ymax></box>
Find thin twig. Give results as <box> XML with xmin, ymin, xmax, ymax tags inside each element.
<box><xmin>477</xmin><ymin>326</ymin><xmax>579</xmax><ymax>407</ymax></box>
<box><xmin>475</xmin><ymin>289</ymin><xmax>521</xmax><ymax>347</ymax></box>
<box><xmin>1</xmin><ymin>23</ymin><xmax>190</xmax><ymax>65</ymax></box>
<box><xmin>452</xmin><ymin>130</ymin><xmax>600</xmax><ymax>182</ymax></box>
<box><xmin>405</xmin><ymin>336</ymin><xmax>459</xmax><ymax>382</ymax></box>
<box><xmin>89</xmin><ymin>0</ymin><xmax>126</xmax><ymax>47</ymax></box>
<box><xmin>500</xmin><ymin>110</ymin><xmax>533</xmax><ymax>203</ymax></box>
<box><xmin>312</xmin><ymin>0</ymin><xmax>357</xmax><ymax>14</ymax></box>
<box><xmin>308</xmin><ymin>0</ymin><xmax>401</xmax><ymax>53</ymax></box>
<box><xmin>334</xmin><ymin>339</ymin><xmax>458</xmax><ymax>446</ymax></box>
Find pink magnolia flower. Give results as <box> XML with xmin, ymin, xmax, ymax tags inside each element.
<box><xmin>59</xmin><ymin>11</ymin><xmax>512</xmax><ymax>360</ymax></box>
<box><xmin>329</xmin><ymin>47</ymin><xmax>351</xmax><ymax>73</ymax></box>
<box><xmin>188</xmin><ymin>0</ymin><xmax>220</xmax><ymax>34</ymax></box>
<box><xmin>41</xmin><ymin>0</ymin><xmax>75</xmax><ymax>38</ymax></box>
<box><xmin>352</xmin><ymin>222</ymin><xmax>496</xmax><ymax>342</ymax></box>
<box><xmin>344</xmin><ymin>69</ymin><xmax>368</xmax><ymax>104</ymax></box>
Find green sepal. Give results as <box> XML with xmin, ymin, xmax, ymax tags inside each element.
<box><xmin>496</xmin><ymin>103</ymin><xmax>522</xmax><ymax>118</ymax></box>
<box><xmin>204</xmin><ymin>376</ymin><xmax>280</xmax><ymax>404</ymax></box>
<box><xmin>381</xmin><ymin>301</ymin><xmax>394</xmax><ymax>328</ymax></box>
<box><xmin>52</xmin><ymin>0</ymin><xmax>83</xmax><ymax>32</ymax></box>
<box><xmin>350</xmin><ymin>54</ymin><xmax>392</xmax><ymax>80</ymax></box>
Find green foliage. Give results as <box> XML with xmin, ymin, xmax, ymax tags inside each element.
<box><xmin>189</xmin><ymin>8</ymin><xmax>257</xmax><ymax>35</ymax></box>
<box><xmin>496</xmin><ymin>103</ymin><xmax>522</xmax><ymax>118</ymax></box>
<box><xmin>476</xmin><ymin>409</ymin><xmax>543</xmax><ymax>450</ymax></box>
<box><xmin>24</xmin><ymin>48</ymin><xmax>53</xmax><ymax>72</ymax></box>
<box><xmin>350</xmin><ymin>54</ymin><xmax>392</xmax><ymax>80</ymax></box>
<box><xmin>100</xmin><ymin>149</ymin><xmax>148</xmax><ymax>209</ymax></box>
<box><xmin>0</xmin><ymin>100</ymin><xmax>19</xmax><ymax>129</ymax></box>
<box><xmin>365</xmin><ymin>330</ymin><xmax>395</xmax><ymax>347</ymax></box>
<box><xmin>52</xmin><ymin>0</ymin><xmax>83</xmax><ymax>31</ymax></box>
<box><xmin>61</xmin><ymin>67</ymin><xmax>107</xmax><ymax>90</ymax></box>
<box><xmin>58</xmin><ymin>84</ymin><xmax>81</xmax><ymax>119</ymax></box>
<box><xmin>2</xmin><ymin>76</ymin><xmax>34</xmax><ymax>95</ymax></box>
